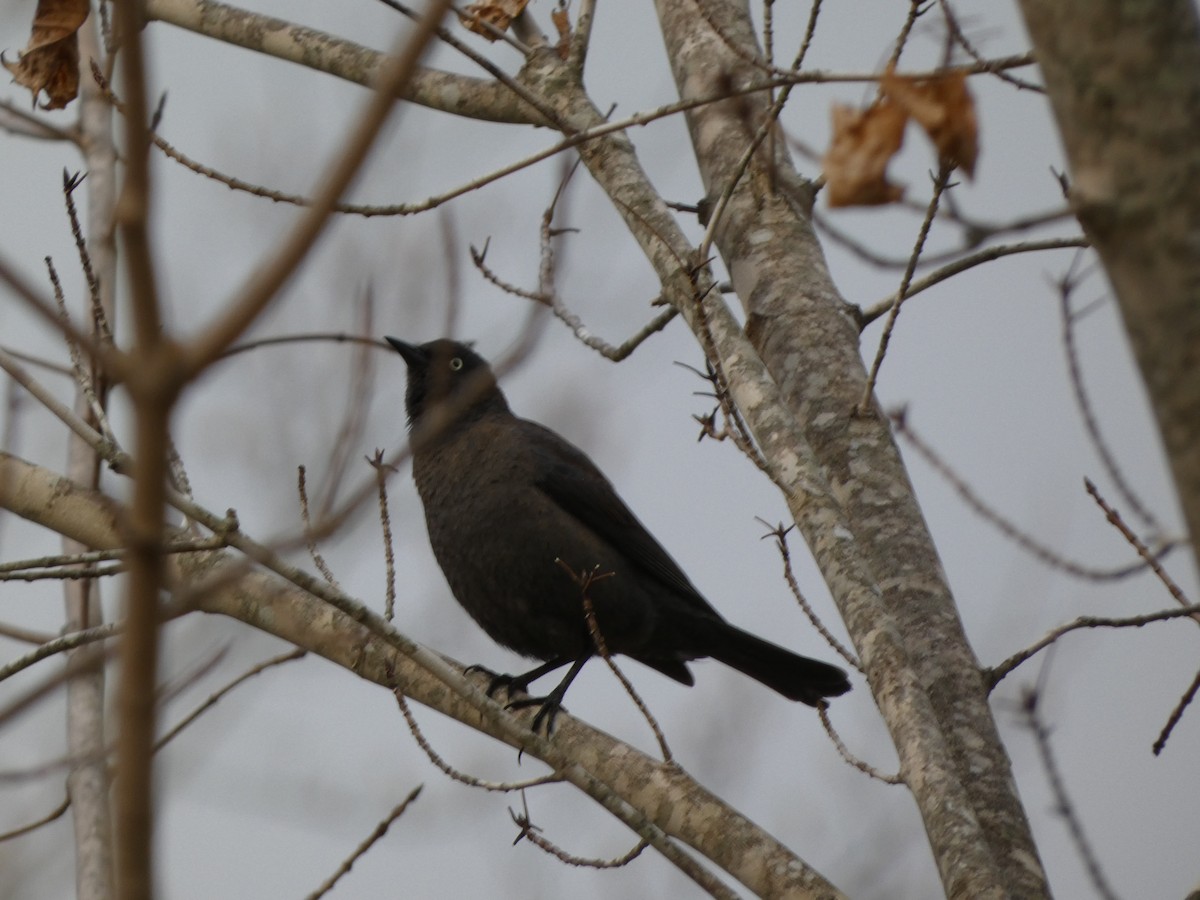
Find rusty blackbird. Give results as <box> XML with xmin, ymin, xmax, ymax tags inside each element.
<box><xmin>388</xmin><ymin>337</ymin><xmax>851</xmax><ymax>731</ymax></box>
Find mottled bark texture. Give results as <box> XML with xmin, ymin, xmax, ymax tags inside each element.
<box><xmin>1019</xmin><ymin>0</ymin><xmax>1200</xmax><ymax>570</ymax></box>
<box><xmin>653</xmin><ymin>2</ymin><xmax>1050</xmax><ymax>898</ymax></box>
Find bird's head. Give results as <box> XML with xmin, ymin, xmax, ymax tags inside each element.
<box><xmin>385</xmin><ymin>337</ymin><xmax>507</xmax><ymax>429</ymax></box>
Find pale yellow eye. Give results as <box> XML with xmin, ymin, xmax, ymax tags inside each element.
<box><xmin>449</xmin><ymin>357</ymin><xmax>464</xmax><ymax>371</ymax></box>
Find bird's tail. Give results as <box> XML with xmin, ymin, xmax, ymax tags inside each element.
<box><xmin>698</xmin><ymin>620</ymin><xmax>851</xmax><ymax>705</ymax></box>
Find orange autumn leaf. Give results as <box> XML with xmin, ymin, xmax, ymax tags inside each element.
<box><xmin>459</xmin><ymin>0</ymin><xmax>532</xmax><ymax>40</ymax></box>
<box><xmin>2</xmin><ymin>0</ymin><xmax>89</xmax><ymax>110</ymax></box>
<box><xmin>882</xmin><ymin>67</ymin><xmax>979</xmax><ymax>177</ymax></box>
<box><xmin>822</xmin><ymin>99</ymin><xmax>908</xmax><ymax>207</ymax></box>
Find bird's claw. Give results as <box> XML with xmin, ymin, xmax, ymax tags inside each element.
<box><xmin>464</xmin><ymin>665</ymin><xmax>534</xmax><ymax>701</ymax></box>
<box><xmin>506</xmin><ymin>694</ymin><xmax>565</xmax><ymax>734</ymax></box>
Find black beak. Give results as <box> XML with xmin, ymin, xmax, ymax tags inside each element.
<box><xmin>385</xmin><ymin>337</ymin><xmax>426</xmax><ymax>368</ymax></box>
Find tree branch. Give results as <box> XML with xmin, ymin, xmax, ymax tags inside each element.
<box><xmin>0</xmin><ymin>451</ymin><xmax>846</xmax><ymax>899</ymax></box>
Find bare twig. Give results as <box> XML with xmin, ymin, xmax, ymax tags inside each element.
<box><xmin>1020</xmin><ymin>688</ymin><xmax>1118</xmax><ymax>900</ymax></box>
<box><xmin>0</xmin><ymin>248</ymin><xmax>99</xmax><ymax>355</ymax></box>
<box><xmin>556</xmin><ymin>561</ymin><xmax>673</xmax><ymax>761</ymax></box>
<box><xmin>0</xmin><ymin>622</ymin><xmax>120</xmax><ymax>687</ymax></box>
<box><xmin>1</xmin><ymin>565</ymin><xmax>123</xmax><ymax>582</ymax></box>
<box><xmin>381</xmin><ymin>0</ymin><xmax>561</xmax><ymax>126</ymax></box>
<box><xmin>0</xmin><ymin>348</ymin><xmax>126</xmax><ymax>469</ymax></box>
<box><xmin>46</xmin><ymin>255</ymin><xmax>111</xmax><ymax>443</ymax></box>
<box><xmin>317</xmin><ymin>290</ymin><xmax>378</xmax><ymax>518</ymax></box>
<box><xmin>888</xmin><ymin>0</ymin><xmax>933</xmax><ymax>70</ymax></box>
<box><xmin>817</xmin><ymin>704</ymin><xmax>902</xmax><ymax>784</ymax></box>
<box><xmin>0</xmin><ymin>647</ymin><xmax>110</xmax><ymax>730</ymax></box>
<box><xmin>393</xmin><ymin>690</ymin><xmax>560</xmax><ymax>791</ymax></box>
<box><xmin>473</xmin><ymin>237</ymin><xmax>677</xmax><ymax>361</ymax></box>
<box><xmin>686</xmin><ymin>294</ymin><xmax>773</xmax><ymax>478</ymax></box>
<box><xmin>937</xmin><ymin>0</ymin><xmax>1043</xmax><ymax>92</ymax></box>
<box><xmin>0</xmin><ymin>537</ymin><xmax>232</xmax><ymax>576</ymax></box>
<box><xmin>0</xmin><ymin>98</ymin><xmax>80</xmax><ymax>141</ymax></box>
<box><xmin>298</xmin><ymin>467</ymin><xmax>342</xmax><ymax>590</ymax></box>
<box><xmin>1085</xmin><ymin>479</ymin><xmax>1192</xmax><ymax>612</ymax></box>
<box><xmin>155</xmin><ymin>649</ymin><xmax>307</xmax><ymax>751</ymax></box>
<box><xmin>1154</xmin><ymin>667</ymin><xmax>1200</xmax><ymax>756</ymax></box>
<box><xmin>0</xmin><ymin>621</ymin><xmax>55</xmax><ymax>644</ymax></box>
<box><xmin>219</xmin><ymin>332</ymin><xmax>382</xmax><ymax>361</ymax></box>
<box><xmin>760</xmin><ymin>521</ymin><xmax>861</xmax><ymax>671</ymax></box>
<box><xmin>989</xmin><ymin>604</ymin><xmax>1200</xmax><ymax>687</ymax></box>
<box><xmin>892</xmin><ymin>409</ymin><xmax>1172</xmax><ymax>580</ymax></box>
<box><xmin>509</xmin><ymin>791</ymin><xmax>649</xmax><ymax>868</ymax></box>
<box><xmin>367</xmin><ymin>451</ymin><xmax>399</xmax><ymax>622</ymax></box>
<box><xmin>860</xmin><ymin>165</ymin><xmax>953</xmax><ymax>412</ymax></box>
<box><xmin>1060</xmin><ymin>266</ymin><xmax>1160</xmax><ymax>532</ymax></box>
<box><xmin>0</xmin><ymin>793</ymin><xmax>72</xmax><ymax>842</ymax></box>
<box><xmin>860</xmin><ymin>237</ymin><xmax>1089</xmax><ymax>325</ymax></box>
<box><xmin>306</xmin><ymin>785</ymin><xmax>423</xmax><ymax>900</ymax></box>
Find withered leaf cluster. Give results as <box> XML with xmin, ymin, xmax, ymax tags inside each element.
<box><xmin>459</xmin><ymin>0</ymin><xmax>532</xmax><ymax>39</ymax></box>
<box><xmin>823</xmin><ymin>67</ymin><xmax>979</xmax><ymax>208</ymax></box>
<box><xmin>3</xmin><ymin>0</ymin><xmax>89</xmax><ymax>110</ymax></box>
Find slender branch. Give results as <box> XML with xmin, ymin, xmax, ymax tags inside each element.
<box><xmin>860</xmin><ymin>237</ymin><xmax>1089</xmax><ymax>325</ymax></box>
<box><xmin>989</xmin><ymin>604</ymin><xmax>1200</xmax><ymax>687</ymax></box>
<box><xmin>0</xmin><ymin>451</ymin><xmax>847</xmax><ymax>898</ymax></box>
<box><xmin>1021</xmin><ymin>689</ymin><xmax>1118</xmax><ymax>900</ymax></box>
<box><xmin>154</xmin><ymin>649</ymin><xmax>307</xmax><ymax>751</ymax></box>
<box><xmin>0</xmin><ymin>98</ymin><xmax>80</xmax><ymax>141</ymax></box>
<box><xmin>306</xmin><ymin>786</ymin><xmax>423</xmax><ymax>900</ymax></box>
<box><xmin>0</xmin><ymin>347</ymin><xmax>127</xmax><ymax>468</ymax></box>
<box><xmin>368</xmin><ymin>451</ymin><xmax>398</xmax><ymax>622</ymax></box>
<box><xmin>377</xmin><ymin>0</ymin><xmax>564</xmax><ymax>128</ymax></box>
<box><xmin>109</xmin><ymin>0</ymin><xmax>178</xmax><ymax>891</ymax></box>
<box><xmin>860</xmin><ymin>165</ymin><xmax>953</xmax><ymax>411</ymax></box>
<box><xmin>393</xmin><ymin>691</ymin><xmax>560</xmax><ymax>792</ymax></box>
<box><xmin>817</xmin><ymin>704</ymin><xmax>902</xmax><ymax>784</ymax></box>
<box><xmin>0</xmin><ymin>794</ymin><xmax>71</xmax><ymax>842</ymax></box>
<box><xmin>144</xmin><ymin>0</ymin><xmax>547</xmax><ymax>125</ymax></box>
<box><xmin>1154</xmin><ymin>667</ymin><xmax>1200</xmax><ymax>756</ymax></box>
<box><xmin>0</xmin><ymin>623</ymin><xmax>121</xmax><ymax>690</ymax></box>
<box><xmin>1085</xmin><ymin>478</ymin><xmax>1193</xmax><ymax>611</ymax></box>
<box><xmin>892</xmin><ymin>410</ymin><xmax>1172</xmax><ymax>580</ymax></box>
<box><xmin>1061</xmin><ymin>274</ymin><xmax>1160</xmax><ymax>531</ymax></box>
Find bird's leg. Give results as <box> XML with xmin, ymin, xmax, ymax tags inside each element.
<box><xmin>465</xmin><ymin>657</ymin><xmax>571</xmax><ymax>701</ymax></box>
<box><xmin>507</xmin><ymin>657</ymin><xmax>589</xmax><ymax>734</ymax></box>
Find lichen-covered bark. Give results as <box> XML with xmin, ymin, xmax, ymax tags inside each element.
<box><xmin>653</xmin><ymin>2</ymin><xmax>1050</xmax><ymax>897</ymax></box>
<box><xmin>144</xmin><ymin>0</ymin><xmax>550</xmax><ymax>125</ymax></box>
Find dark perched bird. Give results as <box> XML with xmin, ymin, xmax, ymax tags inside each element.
<box><xmin>387</xmin><ymin>337</ymin><xmax>851</xmax><ymax>731</ymax></box>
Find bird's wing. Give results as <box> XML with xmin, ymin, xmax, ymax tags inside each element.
<box><xmin>523</xmin><ymin>420</ymin><xmax>721</xmax><ymax>617</ymax></box>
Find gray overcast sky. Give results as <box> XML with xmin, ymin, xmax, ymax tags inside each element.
<box><xmin>1</xmin><ymin>2</ymin><xmax>1196</xmax><ymax>897</ymax></box>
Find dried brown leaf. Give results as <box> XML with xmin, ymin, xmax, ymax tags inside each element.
<box><xmin>822</xmin><ymin>100</ymin><xmax>908</xmax><ymax>207</ymax></box>
<box><xmin>2</xmin><ymin>0</ymin><xmax>89</xmax><ymax>110</ymax></box>
<box><xmin>551</xmin><ymin>5</ymin><xmax>571</xmax><ymax>61</ymax></box>
<box><xmin>882</xmin><ymin>67</ymin><xmax>979</xmax><ymax>177</ymax></box>
<box><xmin>459</xmin><ymin>0</ymin><xmax>532</xmax><ymax>40</ymax></box>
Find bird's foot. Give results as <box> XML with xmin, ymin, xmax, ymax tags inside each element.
<box><xmin>464</xmin><ymin>658</ymin><xmax>583</xmax><ymax>734</ymax></box>
<box><xmin>506</xmin><ymin>694</ymin><xmax>566</xmax><ymax>735</ymax></box>
<box><xmin>463</xmin><ymin>665</ymin><xmax>534</xmax><ymax>700</ymax></box>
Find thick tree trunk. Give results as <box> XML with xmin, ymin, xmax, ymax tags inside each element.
<box><xmin>1019</xmin><ymin>0</ymin><xmax>1200</xmax><ymax>570</ymax></box>
<box><xmin>654</xmin><ymin>2</ymin><xmax>1050</xmax><ymax>897</ymax></box>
